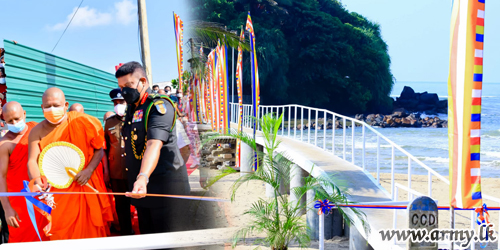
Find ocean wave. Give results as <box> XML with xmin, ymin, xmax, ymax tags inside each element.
<box><xmin>417</xmin><ymin>156</ymin><xmax>449</xmax><ymax>163</ymax></box>
<box><xmin>482</xmin><ymin>151</ymin><xmax>500</xmax><ymax>158</ymax></box>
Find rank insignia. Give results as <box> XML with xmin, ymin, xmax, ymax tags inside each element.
<box><xmin>132</xmin><ymin>110</ymin><xmax>143</xmax><ymax>122</ymax></box>
<box><xmin>155</xmin><ymin>101</ymin><xmax>167</xmax><ymax>115</ymax></box>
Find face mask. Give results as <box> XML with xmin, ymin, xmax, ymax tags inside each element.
<box><xmin>0</xmin><ymin>78</ymin><xmax>5</xmax><ymax>84</ymax></box>
<box><xmin>114</xmin><ymin>104</ymin><xmax>127</xmax><ymax>116</ymax></box>
<box><xmin>43</xmin><ymin>106</ymin><xmax>66</xmax><ymax>124</ymax></box>
<box><xmin>177</xmin><ymin>93</ymin><xmax>183</xmax><ymax>98</ymax></box>
<box><xmin>122</xmin><ymin>80</ymin><xmax>142</xmax><ymax>104</ymax></box>
<box><xmin>7</xmin><ymin>119</ymin><xmax>26</xmax><ymax>133</ymax></box>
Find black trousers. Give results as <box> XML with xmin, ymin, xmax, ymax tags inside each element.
<box><xmin>136</xmin><ymin>206</ymin><xmax>170</xmax><ymax>234</ymax></box>
<box><xmin>111</xmin><ymin>179</ymin><xmax>133</xmax><ymax>235</ymax></box>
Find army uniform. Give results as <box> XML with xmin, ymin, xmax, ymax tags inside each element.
<box><xmin>104</xmin><ymin>113</ymin><xmax>133</xmax><ymax>235</ymax></box>
<box><xmin>122</xmin><ymin>88</ymin><xmax>190</xmax><ymax>234</ymax></box>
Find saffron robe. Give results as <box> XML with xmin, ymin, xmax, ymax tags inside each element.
<box><xmin>39</xmin><ymin>112</ymin><xmax>113</xmax><ymax>240</ymax></box>
<box><xmin>7</xmin><ymin>121</ymin><xmax>49</xmax><ymax>242</ymax></box>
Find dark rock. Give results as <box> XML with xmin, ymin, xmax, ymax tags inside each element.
<box><xmin>420</xmin><ymin>93</ymin><xmax>439</xmax><ymax>105</ymax></box>
<box><xmin>417</xmin><ymin>104</ymin><xmax>435</xmax><ymax>111</ymax></box>
<box><xmin>400</xmin><ymin>86</ymin><xmax>416</xmax><ymax>99</ymax></box>
<box><xmin>438</xmin><ymin>100</ymin><xmax>448</xmax><ymax>109</ymax></box>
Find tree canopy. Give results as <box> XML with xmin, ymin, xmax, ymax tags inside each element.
<box><xmin>190</xmin><ymin>0</ymin><xmax>394</xmax><ymax>114</ymax></box>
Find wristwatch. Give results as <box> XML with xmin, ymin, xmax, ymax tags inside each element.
<box><xmin>136</xmin><ymin>173</ymin><xmax>149</xmax><ymax>184</ymax></box>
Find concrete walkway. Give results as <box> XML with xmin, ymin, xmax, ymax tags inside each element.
<box><xmin>239</xmin><ymin>126</ymin><xmax>404</xmax><ymax>250</ymax></box>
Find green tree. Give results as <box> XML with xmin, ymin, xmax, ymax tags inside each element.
<box><xmin>189</xmin><ymin>0</ymin><xmax>394</xmax><ymax>114</ymax></box>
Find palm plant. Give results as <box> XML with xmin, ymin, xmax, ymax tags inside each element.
<box><xmin>205</xmin><ymin>113</ymin><xmax>367</xmax><ymax>249</ymax></box>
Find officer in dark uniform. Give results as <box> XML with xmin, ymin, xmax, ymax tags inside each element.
<box><xmin>104</xmin><ymin>88</ymin><xmax>133</xmax><ymax>235</ymax></box>
<box><xmin>115</xmin><ymin>61</ymin><xmax>190</xmax><ymax>234</ymax></box>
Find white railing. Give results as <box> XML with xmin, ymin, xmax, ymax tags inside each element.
<box><xmin>230</xmin><ymin>102</ymin><xmax>499</xmax><ymax>250</ymax></box>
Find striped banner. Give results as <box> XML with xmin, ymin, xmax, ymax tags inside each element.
<box><xmin>448</xmin><ymin>0</ymin><xmax>485</xmax><ymax>209</ymax></box>
<box><xmin>236</xmin><ymin>27</ymin><xmax>244</xmax><ymax>168</ymax></box>
<box><xmin>173</xmin><ymin>13</ymin><xmax>184</xmax><ymax>91</ymax></box>
<box><xmin>246</xmin><ymin>12</ymin><xmax>260</xmax><ymax>170</ymax></box>
<box><xmin>213</xmin><ymin>48</ymin><xmax>220</xmax><ymax>132</ymax></box>
<box><xmin>206</xmin><ymin>50</ymin><xmax>215</xmax><ymax>131</ymax></box>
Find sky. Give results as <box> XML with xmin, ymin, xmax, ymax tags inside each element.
<box><xmin>342</xmin><ymin>0</ymin><xmax>500</xmax><ymax>83</ymax></box>
<box><xmin>0</xmin><ymin>0</ymin><xmax>191</xmax><ymax>84</ymax></box>
<box><xmin>2</xmin><ymin>1</ymin><xmax>500</xmax><ymax>85</ymax></box>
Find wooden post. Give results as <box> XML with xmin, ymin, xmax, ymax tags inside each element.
<box><xmin>137</xmin><ymin>0</ymin><xmax>153</xmax><ymax>86</ymax></box>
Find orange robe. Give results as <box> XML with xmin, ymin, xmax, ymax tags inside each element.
<box><xmin>39</xmin><ymin>111</ymin><xmax>113</xmax><ymax>240</ymax></box>
<box><xmin>7</xmin><ymin>121</ymin><xmax>49</xmax><ymax>242</ymax></box>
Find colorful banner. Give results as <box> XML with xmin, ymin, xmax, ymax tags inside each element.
<box><xmin>448</xmin><ymin>0</ymin><xmax>485</xmax><ymax>209</ymax></box>
<box><xmin>173</xmin><ymin>13</ymin><xmax>184</xmax><ymax>91</ymax></box>
<box><xmin>246</xmin><ymin>12</ymin><xmax>260</xmax><ymax>170</ymax></box>
<box><xmin>216</xmin><ymin>41</ymin><xmax>228</xmax><ymax>133</ymax></box>
<box><xmin>235</xmin><ymin>27</ymin><xmax>244</xmax><ymax>168</ymax></box>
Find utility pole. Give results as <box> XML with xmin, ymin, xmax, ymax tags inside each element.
<box><xmin>189</xmin><ymin>38</ymin><xmax>195</xmax><ymax>70</ymax></box>
<box><xmin>138</xmin><ymin>0</ymin><xmax>153</xmax><ymax>86</ymax></box>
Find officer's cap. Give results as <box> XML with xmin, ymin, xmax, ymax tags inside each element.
<box><xmin>109</xmin><ymin>88</ymin><xmax>124</xmax><ymax>100</ymax></box>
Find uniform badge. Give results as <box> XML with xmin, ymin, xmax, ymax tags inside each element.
<box><xmin>132</xmin><ymin>110</ymin><xmax>143</xmax><ymax>123</ymax></box>
<box><xmin>154</xmin><ymin>101</ymin><xmax>167</xmax><ymax>115</ymax></box>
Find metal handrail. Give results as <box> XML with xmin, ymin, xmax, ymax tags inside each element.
<box><xmin>230</xmin><ymin>102</ymin><xmax>499</xmax><ymax>250</ymax></box>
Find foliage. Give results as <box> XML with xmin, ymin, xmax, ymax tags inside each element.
<box><xmin>171</xmin><ymin>78</ymin><xmax>179</xmax><ymax>90</ymax></box>
<box><xmin>189</xmin><ymin>0</ymin><xmax>394</xmax><ymax>114</ymax></box>
<box><xmin>204</xmin><ymin>113</ymin><xmax>367</xmax><ymax>249</ymax></box>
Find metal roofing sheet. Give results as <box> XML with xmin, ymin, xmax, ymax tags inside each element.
<box><xmin>3</xmin><ymin>40</ymin><xmax>117</xmax><ymax>123</ymax></box>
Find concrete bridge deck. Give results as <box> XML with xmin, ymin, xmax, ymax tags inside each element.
<box><xmin>239</xmin><ymin>125</ymin><xmax>404</xmax><ymax>250</ymax></box>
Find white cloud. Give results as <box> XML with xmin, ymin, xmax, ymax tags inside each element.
<box><xmin>49</xmin><ymin>0</ymin><xmax>136</xmax><ymax>31</ymax></box>
<box><xmin>115</xmin><ymin>0</ymin><xmax>136</xmax><ymax>25</ymax></box>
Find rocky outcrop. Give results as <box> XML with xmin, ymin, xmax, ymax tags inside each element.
<box><xmin>393</xmin><ymin>86</ymin><xmax>447</xmax><ymax>114</ymax></box>
<box><xmin>357</xmin><ymin>108</ymin><xmax>447</xmax><ymax>128</ymax></box>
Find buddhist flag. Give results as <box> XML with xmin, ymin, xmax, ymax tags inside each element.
<box><xmin>448</xmin><ymin>0</ymin><xmax>485</xmax><ymax>209</ymax></box>
<box><xmin>246</xmin><ymin>12</ymin><xmax>260</xmax><ymax>170</ymax></box>
<box><xmin>173</xmin><ymin>13</ymin><xmax>184</xmax><ymax>90</ymax></box>
<box><xmin>236</xmin><ymin>27</ymin><xmax>244</xmax><ymax>168</ymax></box>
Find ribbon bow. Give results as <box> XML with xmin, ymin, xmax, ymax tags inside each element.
<box><xmin>475</xmin><ymin>203</ymin><xmax>490</xmax><ymax>225</ymax></box>
<box><xmin>21</xmin><ymin>177</ymin><xmax>54</xmax><ymax>240</ymax></box>
<box><xmin>314</xmin><ymin>199</ymin><xmax>334</xmax><ymax>215</ymax></box>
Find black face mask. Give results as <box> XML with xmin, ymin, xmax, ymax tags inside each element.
<box><xmin>122</xmin><ymin>80</ymin><xmax>142</xmax><ymax>104</ymax></box>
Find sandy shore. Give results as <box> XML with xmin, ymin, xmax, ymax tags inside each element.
<box><xmin>184</xmin><ymin>169</ymin><xmax>499</xmax><ymax>249</ymax></box>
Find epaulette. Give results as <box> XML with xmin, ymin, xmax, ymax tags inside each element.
<box><xmin>144</xmin><ymin>94</ymin><xmax>177</xmax><ymax>133</ymax></box>
<box><xmin>105</xmin><ymin>114</ymin><xmax>116</xmax><ymax>121</ymax></box>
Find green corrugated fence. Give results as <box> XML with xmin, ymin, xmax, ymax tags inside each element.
<box><xmin>3</xmin><ymin>40</ymin><xmax>117</xmax><ymax>123</ymax></box>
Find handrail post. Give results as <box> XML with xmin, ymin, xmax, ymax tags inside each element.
<box><xmin>323</xmin><ymin>111</ymin><xmax>327</xmax><ymax>150</ymax></box>
<box><xmin>391</xmin><ymin>145</ymin><xmax>395</xmax><ymax>200</ymax></box>
<box><xmin>351</xmin><ymin>121</ymin><xmax>355</xmax><ymax>164</ymax></box>
<box><xmin>308</xmin><ymin>108</ymin><xmax>311</xmax><ymax>144</ymax></box>
<box><xmin>376</xmin><ymin>135</ymin><xmax>380</xmax><ymax>185</ymax></box>
<box><xmin>288</xmin><ymin>106</ymin><xmax>291</xmax><ymax>137</ymax></box>
<box><xmin>408</xmin><ymin>158</ymin><xmax>412</xmax><ymax>201</ymax></box>
<box><xmin>315</xmin><ymin>109</ymin><xmax>318</xmax><ymax>147</ymax></box>
<box><xmin>281</xmin><ymin>107</ymin><xmax>285</xmax><ymax>136</ymax></box>
<box><xmin>301</xmin><ymin>107</ymin><xmax>304</xmax><ymax>141</ymax></box>
<box><xmin>362</xmin><ymin>124</ymin><xmax>365</xmax><ymax>171</ymax></box>
<box><xmin>332</xmin><ymin>114</ymin><xmax>335</xmax><ymax>155</ymax></box>
<box><xmin>294</xmin><ymin>106</ymin><xmax>297</xmax><ymax>139</ymax></box>
<box><xmin>393</xmin><ymin>187</ymin><xmax>398</xmax><ymax>245</ymax></box>
<box><xmin>342</xmin><ymin>118</ymin><xmax>346</xmax><ymax>160</ymax></box>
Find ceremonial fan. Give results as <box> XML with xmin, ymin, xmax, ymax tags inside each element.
<box><xmin>38</xmin><ymin>141</ymin><xmax>98</xmax><ymax>192</ymax></box>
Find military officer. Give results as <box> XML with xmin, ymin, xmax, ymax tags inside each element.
<box><xmin>104</xmin><ymin>88</ymin><xmax>133</xmax><ymax>235</ymax></box>
<box><xmin>115</xmin><ymin>62</ymin><xmax>190</xmax><ymax>234</ymax></box>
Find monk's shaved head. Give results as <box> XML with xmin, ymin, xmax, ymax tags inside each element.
<box><xmin>41</xmin><ymin>87</ymin><xmax>68</xmax><ymax>110</ymax></box>
<box><xmin>69</xmin><ymin>103</ymin><xmax>84</xmax><ymax>113</ymax></box>
<box><xmin>3</xmin><ymin>101</ymin><xmax>26</xmax><ymax>124</ymax></box>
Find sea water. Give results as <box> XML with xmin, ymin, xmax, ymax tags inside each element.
<box><xmin>279</xmin><ymin>81</ymin><xmax>499</xmax><ymax>177</ymax></box>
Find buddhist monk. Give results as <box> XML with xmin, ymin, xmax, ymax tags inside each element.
<box><xmin>27</xmin><ymin>87</ymin><xmax>113</xmax><ymax>240</ymax></box>
<box><xmin>0</xmin><ymin>102</ymin><xmax>48</xmax><ymax>242</ymax></box>
<box><xmin>69</xmin><ymin>103</ymin><xmax>84</xmax><ymax>113</ymax></box>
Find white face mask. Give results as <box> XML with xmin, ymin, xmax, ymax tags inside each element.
<box><xmin>114</xmin><ymin>104</ymin><xmax>127</xmax><ymax>116</ymax></box>
<box><xmin>177</xmin><ymin>93</ymin><xmax>183</xmax><ymax>98</ymax></box>
<box><xmin>0</xmin><ymin>78</ymin><xmax>5</xmax><ymax>84</ymax></box>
